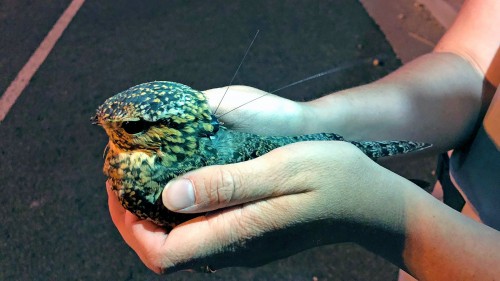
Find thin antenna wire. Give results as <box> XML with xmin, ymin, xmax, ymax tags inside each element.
<box><xmin>213</xmin><ymin>30</ymin><xmax>260</xmax><ymax>115</ymax></box>
<box><xmin>218</xmin><ymin>55</ymin><xmax>388</xmax><ymax>118</ymax></box>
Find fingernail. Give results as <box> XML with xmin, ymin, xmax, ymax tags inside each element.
<box><xmin>163</xmin><ymin>179</ymin><xmax>195</xmax><ymax>211</ymax></box>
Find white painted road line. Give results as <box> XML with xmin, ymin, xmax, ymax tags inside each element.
<box><xmin>0</xmin><ymin>0</ymin><xmax>85</xmax><ymax>122</ymax></box>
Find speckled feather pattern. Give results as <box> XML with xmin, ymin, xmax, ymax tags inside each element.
<box><xmin>94</xmin><ymin>81</ymin><xmax>430</xmax><ymax>231</ymax></box>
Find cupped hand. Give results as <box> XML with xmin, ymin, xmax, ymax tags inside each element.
<box><xmin>203</xmin><ymin>86</ymin><xmax>309</xmax><ymax>136</ymax></box>
<box><xmin>108</xmin><ymin>140</ymin><xmax>408</xmax><ymax>274</ymax></box>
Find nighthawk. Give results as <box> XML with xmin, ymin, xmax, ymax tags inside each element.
<box><xmin>93</xmin><ymin>81</ymin><xmax>430</xmax><ymax>231</ymax></box>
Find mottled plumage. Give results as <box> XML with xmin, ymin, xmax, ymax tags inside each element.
<box><xmin>93</xmin><ymin>81</ymin><xmax>430</xmax><ymax>231</ymax></box>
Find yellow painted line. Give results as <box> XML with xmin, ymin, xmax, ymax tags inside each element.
<box><xmin>0</xmin><ymin>0</ymin><xmax>85</xmax><ymax>122</ymax></box>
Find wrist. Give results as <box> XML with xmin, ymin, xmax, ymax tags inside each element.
<box><xmin>301</xmin><ymin>95</ymin><xmax>351</xmax><ymax>135</ymax></box>
<box><xmin>276</xmin><ymin>99</ymin><xmax>310</xmax><ymax>135</ymax></box>
<box><xmin>345</xmin><ymin>164</ymin><xmax>411</xmax><ymax>268</ymax></box>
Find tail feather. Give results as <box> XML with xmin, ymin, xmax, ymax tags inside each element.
<box><xmin>291</xmin><ymin>132</ymin><xmax>345</xmax><ymax>142</ymax></box>
<box><xmin>284</xmin><ymin>133</ymin><xmax>430</xmax><ymax>159</ymax></box>
<box><xmin>350</xmin><ymin>140</ymin><xmax>431</xmax><ymax>159</ymax></box>
<box><xmin>231</xmin><ymin>130</ymin><xmax>431</xmax><ymax>161</ymax></box>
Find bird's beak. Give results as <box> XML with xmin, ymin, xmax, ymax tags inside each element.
<box><xmin>91</xmin><ymin>114</ymin><xmax>101</xmax><ymax>125</ymax></box>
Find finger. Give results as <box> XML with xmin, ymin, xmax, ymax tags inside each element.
<box><xmin>107</xmin><ymin>182</ymin><xmax>170</xmax><ymax>274</ymax></box>
<box><xmin>203</xmin><ymin>86</ymin><xmax>270</xmax><ymax>132</ymax></box>
<box><xmin>203</xmin><ymin>86</ymin><xmax>305</xmax><ymax>136</ymax></box>
<box><xmin>162</xmin><ymin>145</ymin><xmax>311</xmax><ymax>213</ymax></box>
<box><xmin>107</xmin><ymin>183</ymin><xmax>152</xmax><ymax>252</ymax></box>
<box><xmin>158</xmin><ymin>191</ymin><xmax>318</xmax><ymax>273</ymax></box>
<box><xmin>107</xmin><ymin>181</ymin><xmax>126</xmax><ymax>229</ymax></box>
<box><xmin>203</xmin><ymin>86</ymin><xmax>270</xmax><ymax>113</ymax></box>
<box><xmin>125</xmin><ymin>212</ymin><xmax>168</xmax><ymax>252</ymax></box>
<box><xmin>107</xmin><ymin>184</ymin><xmax>141</xmax><ymax>249</ymax></box>
<box><xmin>124</xmin><ymin>212</ymin><xmax>170</xmax><ymax>274</ymax></box>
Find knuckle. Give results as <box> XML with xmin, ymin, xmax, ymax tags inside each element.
<box><xmin>211</xmin><ymin>167</ymin><xmax>239</xmax><ymax>207</ymax></box>
<box><xmin>197</xmin><ymin>166</ymin><xmax>240</xmax><ymax>208</ymax></box>
<box><xmin>238</xmin><ymin>206</ymin><xmax>267</xmax><ymax>234</ymax></box>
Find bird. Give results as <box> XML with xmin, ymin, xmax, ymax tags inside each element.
<box><xmin>93</xmin><ymin>81</ymin><xmax>430</xmax><ymax>231</ymax></box>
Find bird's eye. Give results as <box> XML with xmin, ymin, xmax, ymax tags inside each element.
<box><xmin>122</xmin><ymin>120</ymin><xmax>152</xmax><ymax>134</ymax></box>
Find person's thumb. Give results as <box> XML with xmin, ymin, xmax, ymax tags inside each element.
<box><xmin>162</xmin><ymin>148</ymin><xmax>305</xmax><ymax>213</ymax></box>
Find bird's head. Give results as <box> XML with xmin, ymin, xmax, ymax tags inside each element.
<box><xmin>93</xmin><ymin>81</ymin><xmax>219</xmax><ymax>156</ymax></box>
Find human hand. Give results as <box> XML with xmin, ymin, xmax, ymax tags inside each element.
<box><xmin>108</xmin><ymin>140</ymin><xmax>410</xmax><ymax>273</ymax></box>
<box><xmin>203</xmin><ymin>86</ymin><xmax>309</xmax><ymax>136</ymax></box>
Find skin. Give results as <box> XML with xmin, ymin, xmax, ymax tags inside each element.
<box><xmin>108</xmin><ymin>0</ymin><xmax>500</xmax><ymax>279</ymax></box>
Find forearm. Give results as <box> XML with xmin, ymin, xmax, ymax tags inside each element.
<box><xmin>303</xmin><ymin>0</ymin><xmax>500</xmax><ymax>152</ymax></box>
<box><xmin>352</xmin><ymin>166</ymin><xmax>500</xmax><ymax>280</ymax></box>
<box><xmin>401</xmin><ymin>186</ymin><xmax>500</xmax><ymax>280</ymax></box>
<box><xmin>303</xmin><ymin>52</ymin><xmax>486</xmax><ymax>151</ymax></box>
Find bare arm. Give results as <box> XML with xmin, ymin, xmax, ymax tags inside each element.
<box><xmin>206</xmin><ymin>53</ymin><xmax>485</xmax><ymax>152</ymax></box>
<box><xmin>303</xmin><ymin>0</ymin><xmax>499</xmax><ymax>151</ymax></box>
<box><xmin>305</xmin><ymin>53</ymin><xmax>485</xmax><ymax>151</ymax></box>
<box><xmin>393</xmin><ymin>177</ymin><xmax>500</xmax><ymax>280</ymax></box>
